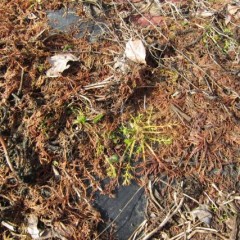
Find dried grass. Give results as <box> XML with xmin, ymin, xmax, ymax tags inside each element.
<box><xmin>0</xmin><ymin>0</ymin><xmax>239</xmax><ymax>239</ymax></box>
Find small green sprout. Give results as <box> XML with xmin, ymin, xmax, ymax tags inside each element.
<box><xmin>96</xmin><ymin>141</ymin><xmax>104</xmax><ymax>157</ymax></box>
<box><xmin>122</xmin><ymin>163</ymin><xmax>134</xmax><ymax>186</ymax></box>
<box><xmin>106</xmin><ymin>164</ymin><xmax>117</xmax><ymax>178</ymax></box>
<box><xmin>37</xmin><ymin>64</ymin><xmax>45</xmax><ymax>73</ymax></box>
<box><xmin>108</xmin><ymin>154</ymin><xmax>119</xmax><ymax>164</ymax></box>
<box><xmin>63</xmin><ymin>44</ymin><xmax>73</xmax><ymax>51</ymax></box>
<box><xmin>74</xmin><ymin>110</ymin><xmax>87</xmax><ymax>125</ymax></box>
<box><xmin>105</xmin><ymin>155</ymin><xmax>119</xmax><ymax>178</ymax></box>
<box><xmin>219</xmin><ymin>212</ymin><xmax>229</xmax><ymax>223</ymax></box>
<box><xmin>52</xmin><ymin>161</ymin><xmax>59</xmax><ymax>167</ymax></box>
<box><xmin>93</xmin><ymin>113</ymin><xmax>104</xmax><ymax>124</ymax></box>
<box><xmin>210</xmin><ymin>204</ymin><xmax>218</xmax><ymax>213</ymax></box>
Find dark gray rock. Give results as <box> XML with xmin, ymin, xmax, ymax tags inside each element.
<box><xmin>47</xmin><ymin>9</ymin><xmax>80</xmax><ymax>32</ymax></box>
<box><xmin>47</xmin><ymin>9</ymin><xmax>108</xmax><ymax>42</ymax></box>
<box><xmin>95</xmin><ymin>181</ymin><xmax>146</xmax><ymax>240</ymax></box>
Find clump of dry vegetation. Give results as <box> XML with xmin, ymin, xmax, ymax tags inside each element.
<box><xmin>0</xmin><ymin>0</ymin><xmax>239</xmax><ymax>239</ymax></box>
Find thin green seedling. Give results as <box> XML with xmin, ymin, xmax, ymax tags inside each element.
<box><xmin>119</xmin><ymin>109</ymin><xmax>177</xmax><ymax>184</ymax></box>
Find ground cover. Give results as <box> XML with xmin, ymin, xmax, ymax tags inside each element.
<box><xmin>0</xmin><ymin>0</ymin><xmax>239</xmax><ymax>239</ymax></box>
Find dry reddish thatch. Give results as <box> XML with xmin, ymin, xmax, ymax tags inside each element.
<box><xmin>0</xmin><ymin>0</ymin><xmax>239</xmax><ymax>239</ymax></box>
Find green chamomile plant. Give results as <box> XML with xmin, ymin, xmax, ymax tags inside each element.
<box><xmin>120</xmin><ymin>109</ymin><xmax>177</xmax><ymax>185</ymax></box>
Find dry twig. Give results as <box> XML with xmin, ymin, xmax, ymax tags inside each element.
<box><xmin>0</xmin><ymin>135</ymin><xmax>18</xmax><ymax>179</ymax></box>
<box><xmin>141</xmin><ymin>197</ymin><xmax>184</xmax><ymax>240</ymax></box>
